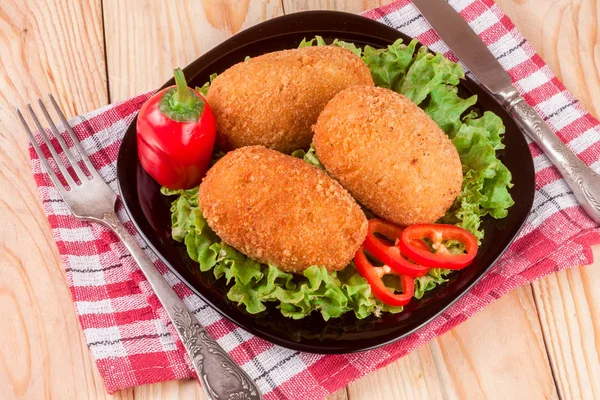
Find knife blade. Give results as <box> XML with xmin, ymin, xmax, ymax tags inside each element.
<box><xmin>411</xmin><ymin>0</ymin><xmax>511</xmax><ymax>94</ymax></box>
<box><xmin>412</xmin><ymin>0</ymin><xmax>600</xmax><ymax>223</ymax></box>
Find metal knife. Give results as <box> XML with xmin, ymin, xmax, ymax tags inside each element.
<box><xmin>412</xmin><ymin>0</ymin><xmax>600</xmax><ymax>223</ymax></box>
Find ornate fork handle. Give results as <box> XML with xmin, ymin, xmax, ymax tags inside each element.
<box><xmin>497</xmin><ymin>86</ymin><xmax>600</xmax><ymax>223</ymax></box>
<box><xmin>101</xmin><ymin>212</ymin><xmax>262</xmax><ymax>400</ymax></box>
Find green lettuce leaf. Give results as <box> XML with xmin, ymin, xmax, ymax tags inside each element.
<box><xmin>299</xmin><ymin>35</ymin><xmax>362</xmax><ymax>57</ymax></box>
<box><xmin>441</xmin><ymin>119</ymin><xmax>515</xmax><ymax>239</ymax></box>
<box><xmin>195</xmin><ymin>73</ymin><xmax>218</xmax><ymax>96</ymax></box>
<box><xmin>424</xmin><ymin>85</ymin><xmax>477</xmax><ymax>138</ymax></box>
<box><xmin>291</xmin><ymin>144</ymin><xmax>325</xmax><ymax>170</ymax></box>
<box><xmin>464</xmin><ymin>111</ymin><xmax>506</xmax><ymax>150</ymax></box>
<box><xmin>361</xmin><ymin>39</ymin><xmax>418</xmax><ymax>90</ymax></box>
<box><xmin>482</xmin><ymin>162</ymin><xmax>514</xmax><ymax>219</ymax></box>
<box><xmin>399</xmin><ymin>47</ymin><xmax>464</xmax><ymax>105</ymax></box>
<box><xmin>331</xmin><ymin>39</ymin><xmax>363</xmax><ymax>57</ymax></box>
<box><xmin>160</xmin><ymin>187</ymin><xmax>201</xmax><ymax>241</ymax></box>
<box><xmin>414</xmin><ymin>268</ymin><xmax>452</xmax><ymax>299</ymax></box>
<box><xmin>299</xmin><ymin>36</ymin><xmax>327</xmax><ymax>47</ymax></box>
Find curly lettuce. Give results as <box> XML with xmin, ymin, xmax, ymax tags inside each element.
<box><xmin>291</xmin><ymin>144</ymin><xmax>324</xmax><ymax>170</ymax></box>
<box><xmin>196</xmin><ymin>73</ymin><xmax>217</xmax><ymax>96</ymax></box>
<box><xmin>362</xmin><ymin>39</ymin><xmax>417</xmax><ymax>90</ymax></box>
<box><xmin>299</xmin><ymin>35</ymin><xmax>362</xmax><ymax>57</ymax></box>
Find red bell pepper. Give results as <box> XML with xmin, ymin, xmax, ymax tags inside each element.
<box><xmin>137</xmin><ymin>68</ymin><xmax>216</xmax><ymax>189</ymax></box>
<box><xmin>362</xmin><ymin>219</ymin><xmax>429</xmax><ymax>277</ymax></box>
<box><xmin>354</xmin><ymin>247</ymin><xmax>415</xmax><ymax>306</ymax></box>
<box><xmin>399</xmin><ymin>224</ymin><xmax>478</xmax><ymax>269</ymax></box>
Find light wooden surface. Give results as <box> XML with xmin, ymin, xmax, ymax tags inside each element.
<box><xmin>0</xmin><ymin>1</ymin><xmax>598</xmax><ymax>399</ymax></box>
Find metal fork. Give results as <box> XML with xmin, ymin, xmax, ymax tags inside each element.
<box><xmin>18</xmin><ymin>95</ymin><xmax>262</xmax><ymax>400</ymax></box>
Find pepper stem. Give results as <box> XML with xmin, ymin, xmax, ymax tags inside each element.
<box><xmin>170</xmin><ymin>68</ymin><xmax>194</xmax><ymax>111</ymax></box>
<box><xmin>159</xmin><ymin>68</ymin><xmax>204</xmax><ymax>122</ymax></box>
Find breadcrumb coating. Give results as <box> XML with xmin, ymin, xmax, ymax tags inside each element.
<box><xmin>313</xmin><ymin>86</ymin><xmax>463</xmax><ymax>226</ymax></box>
<box><xmin>199</xmin><ymin>146</ymin><xmax>368</xmax><ymax>273</ymax></box>
<box><xmin>206</xmin><ymin>46</ymin><xmax>374</xmax><ymax>154</ymax></box>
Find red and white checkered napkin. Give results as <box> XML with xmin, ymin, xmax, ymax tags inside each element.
<box><xmin>28</xmin><ymin>0</ymin><xmax>600</xmax><ymax>398</ymax></box>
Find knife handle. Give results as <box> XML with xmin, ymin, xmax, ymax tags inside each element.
<box><xmin>497</xmin><ymin>86</ymin><xmax>600</xmax><ymax>223</ymax></box>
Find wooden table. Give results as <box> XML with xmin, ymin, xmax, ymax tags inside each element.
<box><xmin>1</xmin><ymin>1</ymin><xmax>598</xmax><ymax>399</ymax></box>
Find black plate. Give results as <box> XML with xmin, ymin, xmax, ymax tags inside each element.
<box><xmin>116</xmin><ymin>11</ymin><xmax>535</xmax><ymax>353</ymax></box>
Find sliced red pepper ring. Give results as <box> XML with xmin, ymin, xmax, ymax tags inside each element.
<box><xmin>362</xmin><ymin>219</ymin><xmax>429</xmax><ymax>277</ymax></box>
<box><xmin>354</xmin><ymin>247</ymin><xmax>415</xmax><ymax>306</ymax></box>
<box><xmin>399</xmin><ymin>224</ymin><xmax>478</xmax><ymax>270</ymax></box>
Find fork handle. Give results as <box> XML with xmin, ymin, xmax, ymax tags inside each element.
<box><xmin>101</xmin><ymin>212</ymin><xmax>262</xmax><ymax>400</ymax></box>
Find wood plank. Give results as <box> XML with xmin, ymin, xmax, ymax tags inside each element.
<box><xmin>0</xmin><ymin>1</ymin><xmax>116</xmax><ymax>399</ymax></box>
<box><xmin>0</xmin><ymin>1</ymin><xmax>108</xmax><ymax>116</ymax></box>
<box><xmin>531</xmin><ymin>246</ymin><xmax>600</xmax><ymax>400</ymax></box>
<box><xmin>348</xmin><ymin>345</ymin><xmax>447</xmax><ymax>399</ymax></box>
<box><xmin>130</xmin><ymin>374</ymin><xmax>349</xmax><ymax>400</ymax></box>
<box><xmin>326</xmin><ymin>389</ymin><xmax>349</xmax><ymax>400</ymax></box>
<box><xmin>348</xmin><ymin>286</ymin><xmax>558</xmax><ymax>399</ymax></box>
<box><xmin>130</xmin><ymin>380</ymin><xmax>206</xmax><ymax>400</ymax></box>
<box><xmin>102</xmin><ymin>0</ymin><xmax>284</xmax><ymax>102</ymax></box>
<box><xmin>282</xmin><ymin>0</ymin><xmax>394</xmax><ymax>14</ymax></box>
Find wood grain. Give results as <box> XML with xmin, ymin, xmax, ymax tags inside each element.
<box><xmin>282</xmin><ymin>0</ymin><xmax>394</xmax><ymax>13</ymax></box>
<box><xmin>131</xmin><ymin>380</ymin><xmax>206</xmax><ymax>400</ymax></box>
<box><xmin>530</xmin><ymin>246</ymin><xmax>600</xmax><ymax>400</ymax></box>
<box><xmin>0</xmin><ymin>0</ymin><xmax>599</xmax><ymax>400</ymax></box>
<box><xmin>347</xmin><ymin>286</ymin><xmax>558</xmax><ymax>400</ymax></box>
<box><xmin>102</xmin><ymin>0</ymin><xmax>284</xmax><ymax>102</ymax></box>
<box><xmin>0</xmin><ymin>1</ymin><xmax>113</xmax><ymax>399</ymax></box>
<box><xmin>347</xmin><ymin>344</ymin><xmax>447</xmax><ymax>399</ymax></box>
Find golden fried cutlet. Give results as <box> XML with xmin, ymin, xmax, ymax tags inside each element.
<box><xmin>198</xmin><ymin>146</ymin><xmax>368</xmax><ymax>273</ymax></box>
<box><xmin>206</xmin><ymin>46</ymin><xmax>374</xmax><ymax>154</ymax></box>
<box><xmin>313</xmin><ymin>86</ymin><xmax>463</xmax><ymax>226</ymax></box>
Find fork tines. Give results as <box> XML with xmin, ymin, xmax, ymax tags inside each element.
<box><xmin>17</xmin><ymin>95</ymin><xmax>96</xmax><ymax>190</ymax></box>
